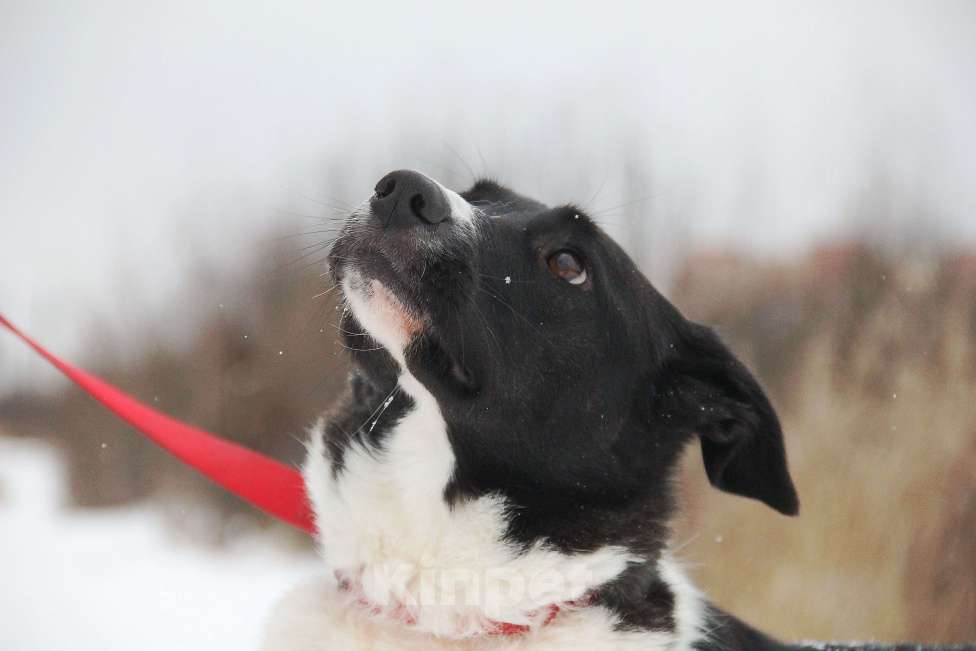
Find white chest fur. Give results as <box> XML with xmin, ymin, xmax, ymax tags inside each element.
<box><xmin>263</xmin><ymin>375</ymin><xmax>707</xmax><ymax>650</ymax></box>
<box><xmin>300</xmin><ymin>372</ymin><xmax>640</xmax><ymax>640</ymax></box>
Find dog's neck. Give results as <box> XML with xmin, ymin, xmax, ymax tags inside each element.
<box><xmin>303</xmin><ymin>370</ymin><xmax>707</xmax><ymax>646</ymax></box>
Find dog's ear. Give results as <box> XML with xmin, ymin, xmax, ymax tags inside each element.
<box><xmin>654</xmin><ymin>322</ymin><xmax>799</xmax><ymax>515</ymax></box>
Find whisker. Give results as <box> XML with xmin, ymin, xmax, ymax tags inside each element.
<box><xmin>275</xmin><ymin>245</ymin><xmax>331</xmax><ymax>272</ymax></box>
<box><xmin>270</xmin><ymin>229</ymin><xmax>336</xmax><ymax>242</ymax></box>
<box><xmin>478</xmin><ymin>287</ymin><xmax>557</xmax><ymax>350</ymax></box>
<box><xmin>444</xmin><ymin>142</ymin><xmax>477</xmax><ymax>184</ymax></box>
<box><xmin>282</xmin><ymin>188</ymin><xmax>356</xmax><ymax>214</ymax></box>
<box><xmin>312</xmin><ymin>284</ymin><xmax>341</xmax><ymax>300</ymax></box>
<box><xmin>470</xmin><ymin>300</ymin><xmax>503</xmax><ymax>358</ymax></box>
<box><xmin>581</xmin><ymin>166</ymin><xmax>612</xmax><ymax>212</ymax></box>
<box><xmin>336</xmin><ymin>340</ymin><xmax>385</xmax><ymax>353</ymax></box>
<box><xmin>292</xmin><ymin>232</ymin><xmax>347</xmax><ymax>253</ymax></box>
<box><xmin>589</xmin><ymin>190</ymin><xmax>662</xmax><ymax>218</ymax></box>
<box><xmin>326</xmin><ymin>321</ymin><xmax>367</xmax><ymax>336</ymax></box>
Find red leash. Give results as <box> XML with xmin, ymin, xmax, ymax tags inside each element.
<box><xmin>2</xmin><ymin>313</ymin><xmax>589</xmax><ymax>636</ymax></box>
<box><xmin>0</xmin><ymin>313</ymin><xmax>315</xmax><ymax>534</ymax></box>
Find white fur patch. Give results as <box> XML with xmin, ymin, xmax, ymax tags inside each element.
<box><xmin>301</xmin><ymin>376</ymin><xmax>640</xmax><ymax>638</ymax></box>
<box><xmin>342</xmin><ymin>273</ymin><xmax>421</xmax><ymax>366</ymax></box>
<box><xmin>433</xmin><ymin>178</ymin><xmax>476</xmax><ymax>227</ymax></box>
<box><xmin>658</xmin><ymin>552</ymin><xmax>708</xmax><ymax>649</ymax></box>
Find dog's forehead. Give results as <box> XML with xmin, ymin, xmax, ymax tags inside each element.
<box><xmin>462</xmin><ymin>180</ymin><xmax>602</xmax><ymax>235</ymax></box>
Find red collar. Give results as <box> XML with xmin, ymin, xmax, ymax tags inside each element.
<box><xmin>335</xmin><ymin>570</ymin><xmax>590</xmax><ymax>637</ymax></box>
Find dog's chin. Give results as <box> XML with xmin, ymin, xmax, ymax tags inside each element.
<box><xmin>339</xmin><ymin>268</ymin><xmax>478</xmax><ymax>398</ymax></box>
<box><xmin>341</xmin><ymin>269</ymin><xmax>425</xmax><ymax>360</ymax></box>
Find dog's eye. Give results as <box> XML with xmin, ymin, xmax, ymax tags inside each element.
<box><xmin>547</xmin><ymin>251</ymin><xmax>587</xmax><ymax>285</ymax></box>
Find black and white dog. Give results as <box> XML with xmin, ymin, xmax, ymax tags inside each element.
<box><xmin>263</xmin><ymin>170</ymin><xmax>971</xmax><ymax>651</ymax></box>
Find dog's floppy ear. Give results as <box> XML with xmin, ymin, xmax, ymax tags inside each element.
<box><xmin>654</xmin><ymin>322</ymin><xmax>799</xmax><ymax>515</ymax></box>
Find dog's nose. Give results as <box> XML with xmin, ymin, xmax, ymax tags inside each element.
<box><xmin>370</xmin><ymin>170</ymin><xmax>451</xmax><ymax>226</ymax></box>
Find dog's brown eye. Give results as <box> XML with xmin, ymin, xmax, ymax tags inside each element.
<box><xmin>547</xmin><ymin>250</ymin><xmax>587</xmax><ymax>285</ymax></box>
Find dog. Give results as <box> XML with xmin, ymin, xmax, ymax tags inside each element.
<box><xmin>262</xmin><ymin>170</ymin><xmax>972</xmax><ymax>651</ymax></box>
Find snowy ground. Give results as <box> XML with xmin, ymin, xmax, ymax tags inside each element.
<box><xmin>0</xmin><ymin>438</ymin><xmax>323</xmax><ymax>651</ymax></box>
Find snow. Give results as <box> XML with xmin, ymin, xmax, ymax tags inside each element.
<box><xmin>0</xmin><ymin>438</ymin><xmax>322</xmax><ymax>651</ymax></box>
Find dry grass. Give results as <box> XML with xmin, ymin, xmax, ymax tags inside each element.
<box><xmin>671</xmin><ymin>246</ymin><xmax>976</xmax><ymax>644</ymax></box>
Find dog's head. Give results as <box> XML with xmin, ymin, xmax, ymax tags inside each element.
<box><xmin>329</xmin><ymin>169</ymin><xmax>797</xmax><ymax>550</ymax></box>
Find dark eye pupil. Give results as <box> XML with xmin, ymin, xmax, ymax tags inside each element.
<box><xmin>548</xmin><ymin>251</ymin><xmax>584</xmax><ymax>282</ymax></box>
<box><xmin>555</xmin><ymin>252</ymin><xmax>580</xmax><ymax>274</ymax></box>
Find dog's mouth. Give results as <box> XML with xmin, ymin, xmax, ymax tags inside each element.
<box><xmin>336</xmin><ymin>254</ymin><xmax>479</xmax><ymax>396</ymax></box>
<box><xmin>337</xmin><ymin>257</ymin><xmax>428</xmax><ymax>358</ymax></box>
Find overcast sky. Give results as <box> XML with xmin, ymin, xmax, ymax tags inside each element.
<box><xmin>2</xmin><ymin>1</ymin><xmax>975</xmax><ymax>391</ymax></box>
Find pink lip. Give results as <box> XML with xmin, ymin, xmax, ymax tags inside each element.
<box><xmin>369</xmin><ymin>279</ymin><xmax>424</xmax><ymax>340</ymax></box>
